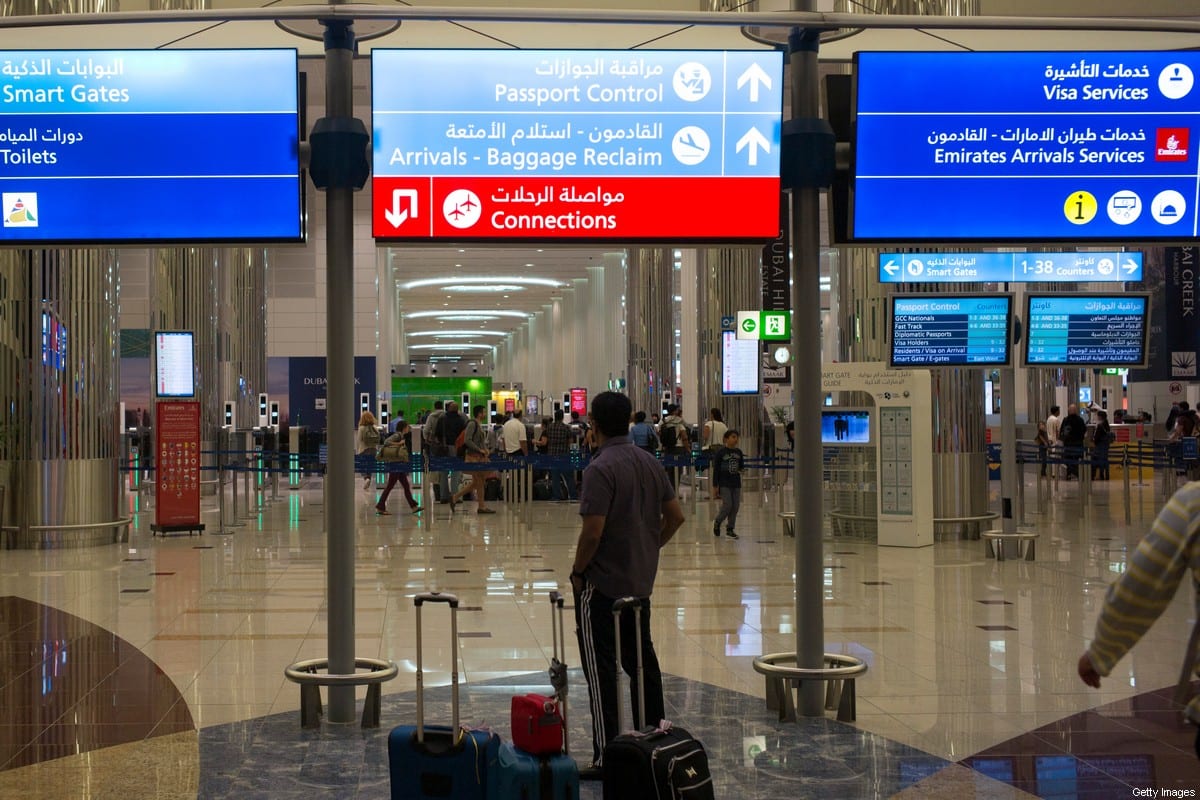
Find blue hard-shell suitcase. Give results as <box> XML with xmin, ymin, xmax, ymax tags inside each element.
<box><xmin>486</xmin><ymin>738</ymin><xmax>579</xmax><ymax>800</ymax></box>
<box><xmin>487</xmin><ymin>591</ymin><xmax>580</xmax><ymax>800</ymax></box>
<box><xmin>388</xmin><ymin>592</ymin><xmax>494</xmax><ymax>800</ymax></box>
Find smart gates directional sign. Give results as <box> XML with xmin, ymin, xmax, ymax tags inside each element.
<box><xmin>371</xmin><ymin>49</ymin><xmax>783</xmax><ymax>242</ymax></box>
<box><xmin>879</xmin><ymin>251</ymin><xmax>1143</xmax><ymax>283</ymax></box>
<box><xmin>0</xmin><ymin>50</ymin><xmax>301</xmax><ymax>243</ymax></box>
<box><xmin>854</xmin><ymin>52</ymin><xmax>1200</xmax><ymax>242</ymax></box>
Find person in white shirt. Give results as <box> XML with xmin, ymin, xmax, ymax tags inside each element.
<box><xmin>501</xmin><ymin>409</ymin><xmax>529</xmax><ymax>456</ymax></box>
<box><xmin>1045</xmin><ymin>405</ymin><xmax>1062</xmax><ymax>478</ymax></box>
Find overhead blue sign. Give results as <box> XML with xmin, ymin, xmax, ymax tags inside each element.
<box><xmin>371</xmin><ymin>49</ymin><xmax>783</xmax><ymax>241</ymax></box>
<box><xmin>854</xmin><ymin>51</ymin><xmax>1200</xmax><ymax>241</ymax></box>
<box><xmin>0</xmin><ymin>50</ymin><xmax>302</xmax><ymax>243</ymax></box>
<box><xmin>879</xmin><ymin>251</ymin><xmax>1142</xmax><ymax>283</ymax></box>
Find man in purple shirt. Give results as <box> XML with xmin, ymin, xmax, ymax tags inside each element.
<box><xmin>569</xmin><ymin>391</ymin><xmax>686</xmax><ymax>779</ymax></box>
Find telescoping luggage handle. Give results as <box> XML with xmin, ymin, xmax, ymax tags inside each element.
<box><xmin>414</xmin><ymin>591</ymin><xmax>460</xmax><ymax>744</ymax></box>
<box><xmin>612</xmin><ymin>596</ymin><xmax>644</xmax><ymax>734</ymax></box>
<box><xmin>550</xmin><ymin>590</ymin><xmax>569</xmax><ymax>754</ymax></box>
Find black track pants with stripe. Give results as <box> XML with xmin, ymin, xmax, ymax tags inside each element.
<box><xmin>574</xmin><ymin>581</ymin><xmax>666</xmax><ymax>765</ymax></box>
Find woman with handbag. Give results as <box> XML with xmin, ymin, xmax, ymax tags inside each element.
<box><xmin>375</xmin><ymin>421</ymin><xmax>420</xmax><ymax>515</ymax></box>
<box><xmin>450</xmin><ymin>405</ymin><xmax>499</xmax><ymax>514</ymax></box>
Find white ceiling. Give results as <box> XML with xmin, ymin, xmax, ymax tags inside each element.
<box><xmin>4</xmin><ymin>1</ymin><xmax>1200</xmax><ymax>355</ymax></box>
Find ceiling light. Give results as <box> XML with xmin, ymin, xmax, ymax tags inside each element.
<box><xmin>442</xmin><ymin>284</ymin><xmax>525</xmax><ymax>293</ymax></box>
<box><xmin>408</xmin><ymin>330</ymin><xmax>505</xmax><ymax>338</ymax></box>
<box><xmin>405</xmin><ymin>310</ymin><xmax>530</xmax><ymax>319</ymax></box>
<box><xmin>435</xmin><ymin>314</ymin><xmax>503</xmax><ymax>322</ymax></box>
<box><xmin>408</xmin><ymin>344</ymin><xmax>493</xmax><ymax>351</ymax></box>
<box><xmin>401</xmin><ymin>276</ymin><xmax>564</xmax><ymax>290</ymax></box>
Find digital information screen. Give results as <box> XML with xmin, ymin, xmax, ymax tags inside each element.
<box><xmin>879</xmin><ymin>251</ymin><xmax>1142</xmax><ymax>283</ymax></box>
<box><xmin>821</xmin><ymin>409</ymin><xmax>870</xmax><ymax>444</ymax></box>
<box><xmin>855</xmin><ymin>51</ymin><xmax>1200</xmax><ymax>241</ymax></box>
<box><xmin>721</xmin><ymin>330</ymin><xmax>759</xmax><ymax>395</ymax></box>
<box><xmin>372</xmin><ymin>49</ymin><xmax>783</xmax><ymax>242</ymax></box>
<box><xmin>155</xmin><ymin>331</ymin><xmax>195</xmax><ymax>398</ymax></box>
<box><xmin>1024</xmin><ymin>293</ymin><xmax>1150</xmax><ymax>366</ymax></box>
<box><xmin>890</xmin><ymin>295</ymin><xmax>1013</xmax><ymax>367</ymax></box>
<box><xmin>0</xmin><ymin>50</ymin><xmax>301</xmax><ymax>243</ymax></box>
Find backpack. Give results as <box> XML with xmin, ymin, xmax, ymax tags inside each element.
<box><xmin>362</xmin><ymin>426</ymin><xmax>381</xmax><ymax>447</ymax></box>
<box><xmin>660</xmin><ymin>424</ymin><xmax>677</xmax><ymax>450</ymax></box>
<box><xmin>646</xmin><ymin>426</ymin><xmax>660</xmax><ymax>452</ymax></box>
<box><xmin>455</xmin><ymin>426</ymin><xmax>468</xmax><ymax>459</ymax></box>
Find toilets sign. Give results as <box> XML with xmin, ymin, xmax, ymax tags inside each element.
<box><xmin>0</xmin><ymin>49</ymin><xmax>302</xmax><ymax>243</ymax></box>
<box><xmin>371</xmin><ymin>49</ymin><xmax>783</xmax><ymax>242</ymax></box>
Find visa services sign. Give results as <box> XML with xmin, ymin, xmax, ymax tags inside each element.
<box><xmin>371</xmin><ymin>49</ymin><xmax>783</xmax><ymax>242</ymax></box>
<box><xmin>853</xmin><ymin>51</ymin><xmax>1200</xmax><ymax>242</ymax></box>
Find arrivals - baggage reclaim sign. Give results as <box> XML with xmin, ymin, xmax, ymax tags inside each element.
<box><xmin>371</xmin><ymin>49</ymin><xmax>783</xmax><ymax>242</ymax></box>
<box><xmin>853</xmin><ymin>51</ymin><xmax>1200</xmax><ymax>242</ymax></box>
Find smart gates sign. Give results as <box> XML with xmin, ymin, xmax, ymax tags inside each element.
<box><xmin>854</xmin><ymin>51</ymin><xmax>1200</xmax><ymax>242</ymax></box>
<box><xmin>371</xmin><ymin>49</ymin><xmax>783</xmax><ymax>242</ymax></box>
<box><xmin>0</xmin><ymin>50</ymin><xmax>302</xmax><ymax>243</ymax></box>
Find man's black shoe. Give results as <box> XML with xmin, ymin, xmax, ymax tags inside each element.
<box><xmin>713</xmin><ymin>521</ymin><xmax>721</xmax><ymax>537</ymax></box>
<box><xmin>726</xmin><ymin>529</ymin><xmax>739</xmax><ymax>539</ymax></box>
<box><xmin>579</xmin><ymin>764</ymin><xmax>603</xmax><ymax>781</ymax></box>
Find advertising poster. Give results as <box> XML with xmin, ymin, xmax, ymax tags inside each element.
<box><xmin>154</xmin><ymin>400</ymin><xmax>201</xmax><ymax>529</ymax></box>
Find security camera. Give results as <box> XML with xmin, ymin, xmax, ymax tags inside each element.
<box><xmin>452</xmin><ymin>367</ymin><xmax>458</xmax><ymax>374</ymax></box>
<box><xmin>409</xmin><ymin>366</ymin><xmax>416</xmax><ymax>374</ymax></box>
<box><xmin>472</xmin><ymin>366</ymin><xmax>478</xmax><ymax>374</ymax></box>
<box><xmin>431</xmin><ymin>366</ymin><xmax>437</xmax><ymax>374</ymax></box>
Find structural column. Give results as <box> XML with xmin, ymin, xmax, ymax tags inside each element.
<box><xmin>626</xmin><ymin>248</ymin><xmax>675</xmax><ymax>417</ymax></box>
<box><xmin>602</xmin><ymin>253</ymin><xmax>626</xmax><ymax>400</ymax></box>
<box><xmin>0</xmin><ymin>249</ymin><xmax>121</xmax><ymax>545</ymax></box>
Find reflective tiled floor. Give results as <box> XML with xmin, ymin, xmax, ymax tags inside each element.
<box><xmin>1</xmin><ymin>471</ymin><xmax>1198</xmax><ymax>798</ymax></box>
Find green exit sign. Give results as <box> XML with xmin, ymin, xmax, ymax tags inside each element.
<box><xmin>735</xmin><ymin>310</ymin><xmax>791</xmax><ymax>341</ymax></box>
<box><xmin>1103</xmin><ymin>368</ymin><xmax>1127</xmax><ymax>376</ymax></box>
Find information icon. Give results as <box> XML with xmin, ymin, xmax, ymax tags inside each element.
<box><xmin>1106</xmin><ymin>190</ymin><xmax>1142</xmax><ymax>225</ymax></box>
<box><xmin>1064</xmin><ymin>191</ymin><xmax>1097</xmax><ymax>225</ymax></box>
<box><xmin>1151</xmin><ymin>190</ymin><xmax>1187</xmax><ymax>225</ymax></box>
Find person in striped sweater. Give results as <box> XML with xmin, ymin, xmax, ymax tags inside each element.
<box><xmin>1078</xmin><ymin>480</ymin><xmax>1200</xmax><ymax>757</ymax></box>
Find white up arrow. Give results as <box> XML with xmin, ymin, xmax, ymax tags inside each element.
<box><xmin>385</xmin><ymin>189</ymin><xmax>419</xmax><ymax>228</ymax></box>
<box><xmin>883</xmin><ymin>259</ymin><xmax>899</xmax><ymax>277</ymax></box>
<box><xmin>736</xmin><ymin>62</ymin><xmax>772</xmax><ymax>102</ymax></box>
<box><xmin>1122</xmin><ymin>258</ymin><xmax>1139</xmax><ymax>274</ymax></box>
<box><xmin>736</xmin><ymin>127</ymin><xmax>770</xmax><ymax>166</ymax></box>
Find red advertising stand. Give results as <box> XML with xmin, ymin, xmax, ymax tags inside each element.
<box><xmin>152</xmin><ymin>400</ymin><xmax>205</xmax><ymax>536</ymax></box>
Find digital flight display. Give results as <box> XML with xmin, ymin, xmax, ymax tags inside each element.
<box><xmin>890</xmin><ymin>294</ymin><xmax>1013</xmax><ymax>367</ymax></box>
<box><xmin>1024</xmin><ymin>293</ymin><xmax>1150</xmax><ymax>366</ymax></box>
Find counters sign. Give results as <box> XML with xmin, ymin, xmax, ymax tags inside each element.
<box><xmin>1024</xmin><ymin>294</ymin><xmax>1150</xmax><ymax>366</ymax></box>
<box><xmin>371</xmin><ymin>49</ymin><xmax>783</xmax><ymax>242</ymax></box>
<box><xmin>0</xmin><ymin>49</ymin><xmax>301</xmax><ymax>243</ymax></box>
<box><xmin>854</xmin><ymin>51</ymin><xmax>1200</xmax><ymax>241</ymax></box>
<box><xmin>879</xmin><ymin>251</ymin><xmax>1142</xmax><ymax>283</ymax></box>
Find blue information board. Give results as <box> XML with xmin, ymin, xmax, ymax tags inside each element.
<box><xmin>1024</xmin><ymin>293</ymin><xmax>1150</xmax><ymax>366</ymax></box>
<box><xmin>371</xmin><ymin>49</ymin><xmax>783</xmax><ymax>241</ymax></box>
<box><xmin>855</xmin><ymin>52</ymin><xmax>1200</xmax><ymax>241</ymax></box>
<box><xmin>889</xmin><ymin>294</ymin><xmax>1013</xmax><ymax>367</ymax></box>
<box><xmin>879</xmin><ymin>251</ymin><xmax>1142</xmax><ymax>283</ymax></box>
<box><xmin>0</xmin><ymin>50</ymin><xmax>302</xmax><ymax>243</ymax></box>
